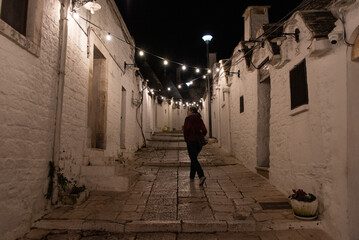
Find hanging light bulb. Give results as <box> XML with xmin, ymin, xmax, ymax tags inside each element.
<box><xmin>139</xmin><ymin>50</ymin><xmax>144</xmax><ymax>56</ymax></box>
<box><xmin>207</xmin><ymin>69</ymin><xmax>211</xmax><ymax>73</ymax></box>
<box><xmin>196</xmin><ymin>68</ymin><xmax>200</xmax><ymax>73</ymax></box>
<box><xmin>164</xmin><ymin>60</ymin><xmax>168</xmax><ymax>65</ymax></box>
<box><xmin>203</xmin><ymin>75</ymin><xmax>206</xmax><ymax>79</ymax></box>
<box><xmin>167</xmin><ymin>87</ymin><xmax>171</xmax><ymax>91</ymax></box>
<box><xmin>182</xmin><ymin>65</ymin><xmax>187</xmax><ymax>70</ymax></box>
<box><xmin>178</xmin><ymin>85</ymin><xmax>182</xmax><ymax>89</ymax></box>
<box><xmin>106</xmin><ymin>32</ymin><xmax>111</xmax><ymax>40</ymax></box>
<box><xmin>73</xmin><ymin>12</ymin><xmax>80</xmax><ymax>19</ymax></box>
<box><xmin>216</xmin><ymin>67</ymin><xmax>220</xmax><ymax>72</ymax></box>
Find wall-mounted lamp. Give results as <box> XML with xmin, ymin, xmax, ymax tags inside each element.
<box><xmin>243</xmin><ymin>39</ymin><xmax>264</xmax><ymax>48</ymax></box>
<box><xmin>72</xmin><ymin>0</ymin><xmax>101</xmax><ymax>14</ymax></box>
<box><xmin>226</xmin><ymin>70</ymin><xmax>240</xmax><ymax>78</ymax></box>
<box><xmin>124</xmin><ymin>61</ymin><xmax>139</xmax><ymax>71</ymax></box>
<box><xmin>271</xmin><ymin>28</ymin><xmax>300</xmax><ymax>45</ymax></box>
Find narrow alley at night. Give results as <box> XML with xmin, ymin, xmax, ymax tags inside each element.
<box><xmin>1</xmin><ymin>0</ymin><xmax>359</xmax><ymax>239</ymax></box>
<box><xmin>21</xmin><ymin>132</ymin><xmax>331</xmax><ymax>240</ymax></box>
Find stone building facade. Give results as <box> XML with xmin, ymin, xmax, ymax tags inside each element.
<box><xmin>0</xmin><ymin>0</ymin><xmax>145</xmax><ymax>239</ymax></box>
<box><xmin>211</xmin><ymin>1</ymin><xmax>359</xmax><ymax>239</ymax></box>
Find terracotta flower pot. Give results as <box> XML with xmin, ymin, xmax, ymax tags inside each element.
<box><xmin>290</xmin><ymin>198</ymin><xmax>318</xmax><ymax>217</ymax></box>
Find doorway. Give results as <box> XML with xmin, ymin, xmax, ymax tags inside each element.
<box><xmin>120</xmin><ymin>87</ymin><xmax>126</xmax><ymax>149</ymax></box>
<box><xmin>88</xmin><ymin>46</ymin><xmax>107</xmax><ymax>149</ymax></box>
<box><xmin>257</xmin><ymin>77</ymin><xmax>271</xmax><ymax>168</ymax></box>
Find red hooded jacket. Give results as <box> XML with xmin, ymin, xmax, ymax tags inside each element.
<box><xmin>183</xmin><ymin>113</ymin><xmax>207</xmax><ymax>142</ymax></box>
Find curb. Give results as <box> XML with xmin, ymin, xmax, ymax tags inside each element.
<box><xmin>33</xmin><ymin>219</ymin><xmax>322</xmax><ymax>233</ymax></box>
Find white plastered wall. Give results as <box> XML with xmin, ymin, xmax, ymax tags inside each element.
<box><xmin>0</xmin><ymin>1</ymin><xmax>60</xmax><ymax>239</ymax></box>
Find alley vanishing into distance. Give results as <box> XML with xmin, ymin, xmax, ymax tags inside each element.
<box><xmin>20</xmin><ymin>132</ymin><xmax>331</xmax><ymax>240</ymax></box>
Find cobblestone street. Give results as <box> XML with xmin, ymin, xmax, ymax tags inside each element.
<box><xmin>21</xmin><ymin>133</ymin><xmax>331</xmax><ymax>240</ymax></box>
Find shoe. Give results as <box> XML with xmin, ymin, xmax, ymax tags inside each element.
<box><xmin>199</xmin><ymin>176</ymin><xmax>206</xmax><ymax>186</ymax></box>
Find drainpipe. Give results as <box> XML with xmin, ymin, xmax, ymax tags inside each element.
<box><xmin>51</xmin><ymin>0</ymin><xmax>70</xmax><ymax>204</ymax></box>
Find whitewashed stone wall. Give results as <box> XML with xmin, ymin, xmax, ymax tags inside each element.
<box><xmin>59</xmin><ymin>0</ymin><xmax>141</xmax><ymax>177</ymax></box>
<box><xmin>0</xmin><ymin>1</ymin><xmax>60</xmax><ymax>239</ymax></box>
<box><xmin>142</xmin><ymin>88</ymin><xmax>155</xmax><ymax>139</ymax></box>
<box><xmin>214</xmin><ymin>5</ymin><xmax>359</xmax><ymax>240</ymax></box>
<box><xmin>346</xmin><ymin>3</ymin><xmax>359</xmax><ymax>238</ymax></box>
<box><xmin>267</xmin><ymin>13</ymin><xmax>349</xmax><ymax>239</ymax></box>
<box><xmin>229</xmin><ymin>64</ymin><xmax>258</xmax><ymax>170</ymax></box>
<box><xmin>0</xmin><ymin>0</ymin><xmax>142</xmax><ymax>238</ymax></box>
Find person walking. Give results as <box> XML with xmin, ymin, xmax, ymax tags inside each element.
<box><xmin>183</xmin><ymin>106</ymin><xmax>207</xmax><ymax>185</ymax></box>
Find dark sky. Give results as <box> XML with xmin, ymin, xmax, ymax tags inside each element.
<box><xmin>116</xmin><ymin>0</ymin><xmax>302</xmax><ymax>72</ymax></box>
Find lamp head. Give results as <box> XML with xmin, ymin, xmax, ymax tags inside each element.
<box><xmin>202</xmin><ymin>35</ymin><xmax>213</xmax><ymax>43</ymax></box>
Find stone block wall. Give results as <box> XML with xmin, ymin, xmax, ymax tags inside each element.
<box><xmin>0</xmin><ymin>1</ymin><xmax>60</xmax><ymax>239</ymax></box>
<box><xmin>229</xmin><ymin>68</ymin><xmax>258</xmax><ymax>170</ymax></box>
<box><xmin>59</xmin><ymin>0</ymin><xmax>141</xmax><ymax>177</ymax></box>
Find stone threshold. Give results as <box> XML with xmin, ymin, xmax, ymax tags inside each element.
<box><xmin>33</xmin><ymin>219</ymin><xmax>322</xmax><ymax>233</ymax></box>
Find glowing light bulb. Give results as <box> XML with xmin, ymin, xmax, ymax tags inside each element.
<box><xmin>167</xmin><ymin>87</ymin><xmax>171</xmax><ymax>91</ymax></box>
<box><xmin>106</xmin><ymin>33</ymin><xmax>111</xmax><ymax>40</ymax></box>
<box><xmin>196</xmin><ymin>68</ymin><xmax>200</xmax><ymax>73</ymax></box>
<box><xmin>178</xmin><ymin>85</ymin><xmax>182</xmax><ymax>89</ymax></box>
<box><xmin>73</xmin><ymin>12</ymin><xmax>79</xmax><ymax>19</ymax></box>
<box><xmin>139</xmin><ymin>50</ymin><xmax>144</xmax><ymax>56</ymax></box>
<box><xmin>203</xmin><ymin>75</ymin><xmax>206</xmax><ymax>79</ymax></box>
<box><xmin>182</xmin><ymin>65</ymin><xmax>187</xmax><ymax>70</ymax></box>
<box><xmin>164</xmin><ymin>60</ymin><xmax>168</xmax><ymax>65</ymax></box>
<box><xmin>207</xmin><ymin>69</ymin><xmax>211</xmax><ymax>73</ymax></box>
<box><xmin>216</xmin><ymin>67</ymin><xmax>220</xmax><ymax>72</ymax></box>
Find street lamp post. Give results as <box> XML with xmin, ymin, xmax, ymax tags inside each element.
<box><xmin>202</xmin><ymin>34</ymin><xmax>212</xmax><ymax>138</ymax></box>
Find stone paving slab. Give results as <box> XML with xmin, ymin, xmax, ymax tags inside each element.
<box><xmin>20</xmin><ymin>229</ymin><xmax>333</xmax><ymax>240</ymax></box>
<box><xmin>21</xmin><ymin>137</ymin><xmax>331</xmax><ymax>239</ymax></box>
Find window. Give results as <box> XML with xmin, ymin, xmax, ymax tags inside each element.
<box><xmin>0</xmin><ymin>0</ymin><xmax>28</xmax><ymax>35</ymax></box>
<box><xmin>240</xmin><ymin>96</ymin><xmax>244</xmax><ymax>113</ymax></box>
<box><xmin>290</xmin><ymin>59</ymin><xmax>308</xmax><ymax>110</ymax></box>
<box><xmin>0</xmin><ymin>0</ymin><xmax>44</xmax><ymax>56</ymax></box>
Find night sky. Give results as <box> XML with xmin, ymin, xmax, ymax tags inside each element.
<box><xmin>116</xmin><ymin>1</ymin><xmax>302</xmax><ymax>70</ymax></box>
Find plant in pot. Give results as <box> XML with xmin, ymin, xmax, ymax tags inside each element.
<box><xmin>289</xmin><ymin>189</ymin><xmax>318</xmax><ymax>220</ymax></box>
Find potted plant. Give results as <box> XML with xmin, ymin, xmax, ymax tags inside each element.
<box><xmin>289</xmin><ymin>189</ymin><xmax>318</xmax><ymax>220</ymax></box>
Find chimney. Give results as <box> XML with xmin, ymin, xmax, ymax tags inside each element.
<box><xmin>243</xmin><ymin>6</ymin><xmax>270</xmax><ymax>41</ymax></box>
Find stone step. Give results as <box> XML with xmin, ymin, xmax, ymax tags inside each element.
<box><xmin>32</xmin><ymin>219</ymin><xmax>323</xmax><ymax>233</ymax></box>
<box><xmin>146</xmin><ymin>146</ymin><xmax>187</xmax><ymax>150</ymax></box>
<box><xmin>147</xmin><ymin>137</ymin><xmax>185</xmax><ymax>142</ymax></box>
<box><xmin>80</xmin><ymin>175</ymin><xmax>129</xmax><ymax>192</ymax></box>
<box><xmin>80</xmin><ymin>166</ymin><xmax>138</xmax><ymax>192</ymax></box>
<box><xmin>146</xmin><ymin>141</ymin><xmax>186</xmax><ymax>148</ymax></box>
<box><xmin>81</xmin><ymin>166</ymin><xmax>115</xmax><ymax>177</ymax></box>
<box><xmin>153</xmin><ymin>132</ymin><xmax>183</xmax><ymax>137</ymax></box>
<box><xmin>142</xmin><ymin>162</ymin><xmax>236</xmax><ymax>167</ymax></box>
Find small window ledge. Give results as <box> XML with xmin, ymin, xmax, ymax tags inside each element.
<box><xmin>290</xmin><ymin>104</ymin><xmax>309</xmax><ymax>116</ymax></box>
<box><xmin>0</xmin><ymin>19</ymin><xmax>41</xmax><ymax>57</ymax></box>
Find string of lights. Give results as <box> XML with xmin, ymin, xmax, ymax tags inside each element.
<box><xmin>70</xmin><ymin>0</ymin><xmax>314</xmax><ymax>106</ymax></box>
<box><xmin>71</xmin><ymin>11</ymin><xmax>214</xmax><ymax>103</ymax></box>
<box><xmin>72</xmin><ymin>11</ymin><xmax>211</xmax><ymax>73</ymax></box>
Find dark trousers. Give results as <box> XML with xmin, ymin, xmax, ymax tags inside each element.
<box><xmin>186</xmin><ymin>141</ymin><xmax>204</xmax><ymax>179</ymax></box>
